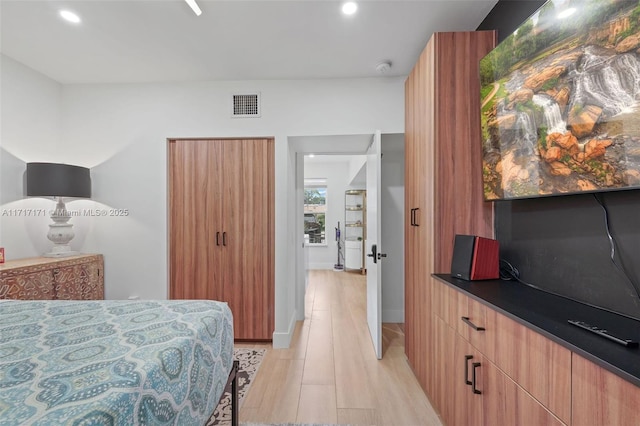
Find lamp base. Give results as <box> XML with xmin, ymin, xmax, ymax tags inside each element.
<box><xmin>44</xmin><ymin>199</ymin><xmax>79</xmax><ymax>258</ymax></box>
<box><xmin>44</xmin><ymin>251</ymin><xmax>80</xmax><ymax>258</ymax></box>
<box><xmin>44</xmin><ymin>246</ymin><xmax>80</xmax><ymax>258</ymax></box>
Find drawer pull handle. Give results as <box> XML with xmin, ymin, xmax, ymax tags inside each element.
<box><xmin>472</xmin><ymin>362</ymin><xmax>482</xmax><ymax>394</ymax></box>
<box><xmin>464</xmin><ymin>355</ymin><xmax>473</xmax><ymax>385</ymax></box>
<box><xmin>462</xmin><ymin>316</ymin><xmax>485</xmax><ymax>331</ymax></box>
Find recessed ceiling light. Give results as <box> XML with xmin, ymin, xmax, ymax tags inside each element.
<box><xmin>557</xmin><ymin>8</ymin><xmax>576</xmax><ymax>19</ymax></box>
<box><xmin>342</xmin><ymin>2</ymin><xmax>358</xmax><ymax>16</ymax></box>
<box><xmin>308</xmin><ymin>154</ymin><xmax>315</xmax><ymax>158</ymax></box>
<box><xmin>59</xmin><ymin>10</ymin><xmax>81</xmax><ymax>24</ymax></box>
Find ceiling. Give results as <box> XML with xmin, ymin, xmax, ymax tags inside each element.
<box><xmin>0</xmin><ymin>0</ymin><xmax>498</xmax><ymax>85</ymax></box>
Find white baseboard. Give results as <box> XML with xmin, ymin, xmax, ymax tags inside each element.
<box><xmin>382</xmin><ymin>309</ymin><xmax>404</xmax><ymax>323</ymax></box>
<box><xmin>272</xmin><ymin>310</ymin><xmax>298</xmax><ymax>349</ymax></box>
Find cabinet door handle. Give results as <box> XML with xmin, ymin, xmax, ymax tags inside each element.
<box><xmin>464</xmin><ymin>355</ymin><xmax>473</xmax><ymax>385</ymax></box>
<box><xmin>462</xmin><ymin>316</ymin><xmax>485</xmax><ymax>331</ymax></box>
<box><xmin>410</xmin><ymin>208</ymin><xmax>415</xmax><ymax>226</ymax></box>
<box><xmin>472</xmin><ymin>362</ymin><xmax>482</xmax><ymax>394</ymax></box>
<box><xmin>216</xmin><ymin>232</ymin><xmax>221</xmax><ymax>246</ymax></box>
<box><xmin>223</xmin><ymin>232</ymin><xmax>227</xmax><ymax>246</ymax></box>
<box><xmin>414</xmin><ymin>208</ymin><xmax>419</xmax><ymax>226</ymax></box>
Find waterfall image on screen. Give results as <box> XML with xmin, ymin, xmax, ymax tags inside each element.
<box><xmin>480</xmin><ymin>0</ymin><xmax>640</xmax><ymax>200</ymax></box>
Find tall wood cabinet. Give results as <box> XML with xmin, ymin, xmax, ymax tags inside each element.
<box><xmin>0</xmin><ymin>254</ymin><xmax>104</xmax><ymax>300</ymax></box>
<box><xmin>168</xmin><ymin>138</ymin><xmax>275</xmax><ymax>340</ymax></box>
<box><xmin>404</xmin><ymin>31</ymin><xmax>496</xmax><ymax>397</ymax></box>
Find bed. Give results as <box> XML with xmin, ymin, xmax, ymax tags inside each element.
<box><xmin>0</xmin><ymin>299</ymin><xmax>236</xmax><ymax>426</ymax></box>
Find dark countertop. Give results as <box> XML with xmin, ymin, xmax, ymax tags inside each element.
<box><xmin>433</xmin><ymin>274</ymin><xmax>640</xmax><ymax>388</ymax></box>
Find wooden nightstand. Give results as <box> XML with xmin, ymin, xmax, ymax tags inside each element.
<box><xmin>0</xmin><ymin>254</ymin><xmax>104</xmax><ymax>300</ymax></box>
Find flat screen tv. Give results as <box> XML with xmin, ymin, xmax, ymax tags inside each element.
<box><xmin>480</xmin><ymin>0</ymin><xmax>640</xmax><ymax>201</ymax></box>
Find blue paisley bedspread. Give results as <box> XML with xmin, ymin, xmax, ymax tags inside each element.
<box><xmin>0</xmin><ymin>299</ymin><xmax>234</xmax><ymax>426</ymax></box>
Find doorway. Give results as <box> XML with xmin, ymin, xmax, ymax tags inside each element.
<box><xmin>289</xmin><ymin>133</ymin><xmax>405</xmax><ymax>357</ymax></box>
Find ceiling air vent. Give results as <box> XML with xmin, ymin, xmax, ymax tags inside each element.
<box><xmin>231</xmin><ymin>93</ymin><xmax>261</xmax><ymax>118</ymax></box>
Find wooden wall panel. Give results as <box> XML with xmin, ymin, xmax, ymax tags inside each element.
<box><xmin>433</xmin><ymin>31</ymin><xmax>496</xmax><ymax>273</ymax></box>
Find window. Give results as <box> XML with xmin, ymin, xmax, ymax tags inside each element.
<box><xmin>304</xmin><ymin>179</ymin><xmax>327</xmax><ymax>245</ymax></box>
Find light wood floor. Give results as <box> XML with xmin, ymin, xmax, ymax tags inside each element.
<box><xmin>236</xmin><ymin>270</ymin><xmax>442</xmax><ymax>425</ymax></box>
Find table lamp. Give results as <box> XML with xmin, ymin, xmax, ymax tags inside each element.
<box><xmin>26</xmin><ymin>162</ymin><xmax>91</xmax><ymax>257</ymax></box>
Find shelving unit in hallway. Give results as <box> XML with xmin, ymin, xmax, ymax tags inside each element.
<box><xmin>344</xmin><ymin>189</ymin><xmax>366</xmax><ymax>274</ymax></box>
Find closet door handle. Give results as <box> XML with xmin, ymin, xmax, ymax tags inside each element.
<box><xmin>216</xmin><ymin>232</ymin><xmax>221</xmax><ymax>246</ymax></box>
<box><xmin>410</xmin><ymin>208</ymin><xmax>415</xmax><ymax>226</ymax></box>
<box><xmin>413</xmin><ymin>208</ymin><xmax>419</xmax><ymax>226</ymax></box>
<box><xmin>462</xmin><ymin>316</ymin><xmax>485</xmax><ymax>331</ymax></box>
<box><xmin>472</xmin><ymin>362</ymin><xmax>482</xmax><ymax>394</ymax></box>
<box><xmin>223</xmin><ymin>232</ymin><xmax>227</xmax><ymax>246</ymax></box>
<box><xmin>464</xmin><ymin>355</ymin><xmax>473</xmax><ymax>385</ymax></box>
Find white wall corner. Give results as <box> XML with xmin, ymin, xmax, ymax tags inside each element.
<box><xmin>347</xmin><ymin>156</ymin><xmax>367</xmax><ymax>186</ymax></box>
<box><xmin>382</xmin><ymin>309</ymin><xmax>405</xmax><ymax>324</ymax></box>
<box><xmin>272</xmin><ymin>309</ymin><xmax>298</xmax><ymax>349</ymax></box>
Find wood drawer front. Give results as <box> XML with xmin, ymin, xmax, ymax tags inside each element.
<box><xmin>572</xmin><ymin>353</ymin><xmax>640</xmax><ymax>426</ymax></box>
<box><xmin>434</xmin><ymin>281</ymin><xmax>488</xmax><ymax>354</ymax></box>
<box><xmin>482</xmin><ymin>357</ymin><xmax>566</xmax><ymax>426</ymax></box>
<box><xmin>487</xmin><ymin>310</ymin><xmax>571</xmax><ymax>424</ymax></box>
<box><xmin>457</xmin><ymin>294</ymin><xmax>487</xmax><ymax>354</ymax></box>
<box><xmin>433</xmin><ymin>278</ymin><xmax>459</xmax><ymax>325</ymax></box>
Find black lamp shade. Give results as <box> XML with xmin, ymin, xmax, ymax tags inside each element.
<box><xmin>26</xmin><ymin>163</ymin><xmax>91</xmax><ymax>198</ymax></box>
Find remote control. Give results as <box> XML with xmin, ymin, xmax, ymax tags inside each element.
<box><xmin>568</xmin><ymin>319</ymin><xmax>639</xmax><ymax>348</ymax></box>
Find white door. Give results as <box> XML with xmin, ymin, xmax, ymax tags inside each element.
<box><xmin>366</xmin><ymin>130</ymin><xmax>383</xmax><ymax>359</ymax></box>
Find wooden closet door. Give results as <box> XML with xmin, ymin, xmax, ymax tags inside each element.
<box><xmin>405</xmin><ymin>32</ymin><xmax>496</xmax><ymax>400</ymax></box>
<box><xmin>169</xmin><ymin>139</ymin><xmax>225</xmax><ymax>301</ymax></box>
<box><xmin>404</xmin><ymin>57</ymin><xmax>420</xmax><ymax>387</ymax></box>
<box><xmin>221</xmin><ymin>138</ymin><xmax>274</xmax><ymax>340</ymax></box>
<box><xmin>404</xmin><ymin>35</ymin><xmax>436</xmax><ymax>395</ymax></box>
<box><xmin>169</xmin><ymin>137</ymin><xmax>274</xmax><ymax>340</ymax></box>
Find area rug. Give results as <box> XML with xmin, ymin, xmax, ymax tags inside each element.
<box><xmin>207</xmin><ymin>348</ymin><xmax>266</xmax><ymax>425</ymax></box>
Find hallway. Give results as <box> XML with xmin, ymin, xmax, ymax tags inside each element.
<box><xmin>237</xmin><ymin>270</ymin><xmax>442</xmax><ymax>425</ymax></box>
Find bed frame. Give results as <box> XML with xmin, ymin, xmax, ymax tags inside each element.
<box><xmin>220</xmin><ymin>360</ymin><xmax>240</xmax><ymax>426</ymax></box>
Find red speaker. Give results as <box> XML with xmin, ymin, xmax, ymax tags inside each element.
<box><xmin>450</xmin><ymin>235</ymin><xmax>499</xmax><ymax>281</ymax></box>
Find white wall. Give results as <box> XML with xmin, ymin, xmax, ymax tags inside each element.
<box><xmin>0</xmin><ymin>56</ymin><xmax>405</xmax><ymax>347</ymax></box>
<box><xmin>304</xmin><ymin>158</ymin><xmax>365</xmax><ymax>270</ymax></box>
<box><xmin>0</xmin><ymin>55</ymin><xmax>66</xmax><ymax>258</ymax></box>
<box><xmin>381</xmin><ymin>134</ymin><xmax>405</xmax><ymax>323</ymax></box>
